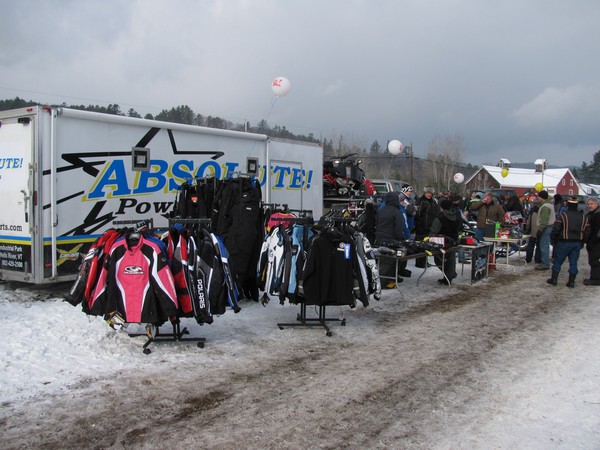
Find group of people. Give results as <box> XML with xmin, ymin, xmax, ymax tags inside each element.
<box><xmin>372</xmin><ymin>185</ymin><xmax>600</xmax><ymax>288</ymax></box>
<box><xmin>375</xmin><ymin>185</ymin><xmax>465</xmax><ymax>287</ymax></box>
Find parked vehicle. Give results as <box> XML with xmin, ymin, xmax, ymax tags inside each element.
<box><xmin>0</xmin><ymin>106</ymin><xmax>323</xmax><ymax>283</ymax></box>
<box><xmin>371</xmin><ymin>179</ymin><xmax>410</xmax><ymax>195</ymax></box>
<box><xmin>471</xmin><ymin>189</ymin><xmax>518</xmax><ymax>205</ymax></box>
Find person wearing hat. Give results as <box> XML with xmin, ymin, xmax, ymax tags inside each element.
<box><xmin>583</xmin><ymin>197</ymin><xmax>600</xmax><ymax>285</ymax></box>
<box><xmin>414</xmin><ymin>186</ymin><xmax>440</xmax><ymax>268</ymax></box>
<box><xmin>535</xmin><ymin>190</ymin><xmax>556</xmax><ymax>270</ymax></box>
<box><xmin>547</xmin><ymin>196</ymin><xmax>589</xmax><ymax>287</ymax></box>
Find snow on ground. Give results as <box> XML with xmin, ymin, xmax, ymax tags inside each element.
<box><xmin>1</xmin><ymin>251</ymin><xmax>600</xmax><ymax>448</ymax></box>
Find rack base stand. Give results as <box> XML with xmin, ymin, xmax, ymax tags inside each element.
<box><xmin>129</xmin><ymin>321</ymin><xmax>206</xmax><ymax>354</ymax></box>
<box><xmin>277</xmin><ymin>303</ymin><xmax>346</xmax><ymax>337</ymax></box>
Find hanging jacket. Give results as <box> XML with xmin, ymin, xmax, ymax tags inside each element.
<box><xmin>185</xmin><ymin>232</ymin><xmax>214</xmax><ymax>324</ymax></box>
<box><xmin>353</xmin><ymin>230</ymin><xmax>381</xmax><ymax>300</ymax></box>
<box><xmin>163</xmin><ymin>227</ymin><xmax>194</xmax><ymax>317</ymax></box>
<box><xmin>257</xmin><ymin>226</ymin><xmax>287</xmax><ymax>298</ymax></box>
<box><xmin>302</xmin><ymin>228</ymin><xmax>360</xmax><ymax>307</ymax></box>
<box><xmin>89</xmin><ymin>233</ymin><xmax>179</xmax><ymax>324</ymax></box>
<box><xmin>210</xmin><ymin>233</ymin><xmax>242</xmax><ymax>313</ymax></box>
<box><xmin>286</xmin><ymin>224</ymin><xmax>315</xmax><ymax>304</ymax></box>
<box><xmin>64</xmin><ymin>228</ymin><xmax>123</xmax><ymax>308</ymax></box>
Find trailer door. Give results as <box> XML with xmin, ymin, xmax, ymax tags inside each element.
<box><xmin>0</xmin><ymin>116</ymin><xmax>34</xmax><ymax>279</ymax></box>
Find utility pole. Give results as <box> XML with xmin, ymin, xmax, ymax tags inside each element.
<box><xmin>409</xmin><ymin>142</ymin><xmax>413</xmax><ymax>187</ymax></box>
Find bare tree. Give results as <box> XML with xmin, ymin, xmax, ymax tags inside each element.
<box><xmin>425</xmin><ymin>133</ymin><xmax>465</xmax><ymax>193</ymax></box>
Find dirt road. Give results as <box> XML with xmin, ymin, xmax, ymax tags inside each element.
<box><xmin>2</xmin><ymin>267</ymin><xmax>599</xmax><ymax>449</ymax></box>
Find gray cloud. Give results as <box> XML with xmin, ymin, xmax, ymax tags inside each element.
<box><xmin>1</xmin><ymin>0</ymin><xmax>599</xmax><ymax>167</ymax></box>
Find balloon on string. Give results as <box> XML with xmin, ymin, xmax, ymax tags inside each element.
<box><xmin>535</xmin><ymin>182</ymin><xmax>544</xmax><ymax>191</ymax></box>
<box><xmin>453</xmin><ymin>173</ymin><xmax>464</xmax><ymax>184</ymax></box>
<box><xmin>501</xmin><ymin>168</ymin><xmax>509</xmax><ymax>178</ymax></box>
<box><xmin>271</xmin><ymin>76</ymin><xmax>291</xmax><ymax>97</ymax></box>
<box><xmin>388</xmin><ymin>140</ymin><xmax>403</xmax><ymax>155</ymax></box>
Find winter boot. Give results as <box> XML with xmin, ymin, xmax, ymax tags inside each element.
<box><xmin>547</xmin><ymin>270</ymin><xmax>559</xmax><ymax>286</ymax></box>
<box><xmin>566</xmin><ymin>273</ymin><xmax>576</xmax><ymax>288</ymax></box>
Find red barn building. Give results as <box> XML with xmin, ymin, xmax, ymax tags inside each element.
<box><xmin>465</xmin><ymin>159</ymin><xmax>583</xmax><ymax>198</ymax></box>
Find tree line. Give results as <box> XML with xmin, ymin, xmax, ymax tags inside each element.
<box><xmin>1</xmin><ymin>97</ymin><xmax>598</xmax><ymax>190</ymax></box>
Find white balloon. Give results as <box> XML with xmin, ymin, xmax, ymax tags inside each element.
<box><xmin>271</xmin><ymin>76</ymin><xmax>291</xmax><ymax>97</ymax></box>
<box><xmin>388</xmin><ymin>139</ymin><xmax>403</xmax><ymax>155</ymax></box>
<box><xmin>453</xmin><ymin>172</ymin><xmax>464</xmax><ymax>184</ymax></box>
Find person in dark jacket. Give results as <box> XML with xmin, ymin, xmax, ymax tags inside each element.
<box><xmin>414</xmin><ymin>186</ymin><xmax>439</xmax><ymax>268</ymax></box>
<box><xmin>583</xmin><ymin>197</ymin><xmax>600</xmax><ymax>286</ymax></box>
<box><xmin>375</xmin><ymin>192</ymin><xmax>410</xmax><ymax>288</ymax></box>
<box><xmin>548</xmin><ymin>197</ymin><xmax>590</xmax><ymax>287</ymax></box>
<box><xmin>430</xmin><ymin>199</ymin><xmax>461</xmax><ymax>285</ymax></box>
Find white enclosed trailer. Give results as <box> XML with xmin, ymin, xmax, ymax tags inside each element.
<box><xmin>0</xmin><ymin>106</ymin><xmax>322</xmax><ymax>283</ymax></box>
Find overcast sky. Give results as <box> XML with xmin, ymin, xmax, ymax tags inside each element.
<box><xmin>1</xmin><ymin>0</ymin><xmax>599</xmax><ymax>167</ymax></box>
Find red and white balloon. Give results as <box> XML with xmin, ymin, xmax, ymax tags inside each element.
<box><xmin>271</xmin><ymin>76</ymin><xmax>291</xmax><ymax>97</ymax></box>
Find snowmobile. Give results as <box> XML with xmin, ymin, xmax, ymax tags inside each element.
<box><xmin>323</xmin><ymin>154</ymin><xmax>369</xmax><ymax>198</ymax></box>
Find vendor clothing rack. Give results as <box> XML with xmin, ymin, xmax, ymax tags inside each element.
<box><xmin>277</xmin><ymin>303</ymin><xmax>345</xmax><ymax>337</ymax></box>
<box><xmin>275</xmin><ymin>215</ymin><xmax>362</xmax><ymax>336</ymax></box>
<box><xmin>274</xmin><ymin>215</ymin><xmax>343</xmax><ymax>336</ymax></box>
<box><xmin>111</xmin><ymin>218</ymin><xmax>209</xmax><ymax>354</ymax></box>
<box><xmin>126</xmin><ymin>319</ymin><xmax>206</xmax><ymax>355</ymax></box>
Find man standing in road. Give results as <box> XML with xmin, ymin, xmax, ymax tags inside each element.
<box><xmin>547</xmin><ymin>197</ymin><xmax>589</xmax><ymax>287</ymax></box>
<box><xmin>535</xmin><ymin>190</ymin><xmax>555</xmax><ymax>271</ymax></box>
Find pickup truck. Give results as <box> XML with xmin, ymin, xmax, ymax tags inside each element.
<box><xmin>371</xmin><ymin>179</ymin><xmax>410</xmax><ymax>195</ymax></box>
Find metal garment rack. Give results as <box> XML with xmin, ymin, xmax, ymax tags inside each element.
<box><xmin>127</xmin><ymin>320</ymin><xmax>206</xmax><ymax>355</ymax></box>
<box><xmin>110</xmin><ymin>218</ymin><xmax>208</xmax><ymax>354</ymax></box>
<box><xmin>275</xmin><ymin>215</ymin><xmax>348</xmax><ymax>337</ymax></box>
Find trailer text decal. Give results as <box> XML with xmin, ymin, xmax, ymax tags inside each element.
<box><xmin>0</xmin><ymin>158</ymin><xmax>24</xmax><ymax>170</ymax></box>
<box><xmin>84</xmin><ymin>159</ymin><xmax>313</xmax><ymax>201</ymax></box>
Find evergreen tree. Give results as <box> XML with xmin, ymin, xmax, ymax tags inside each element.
<box><xmin>0</xmin><ymin>97</ymin><xmax>37</xmax><ymax>111</ymax></box>
<box><xmin>206</xmin><ymin>115</ymin><xmax>226</xmax><ymax>129</ymax></box>
<box><xmin>579</xmin><ymin>150</ymin><xmax>600</xmax><ymax>184</ymax></box>
<box><xmin>127</xmin><ymin>108</ymin><xmax>141</xmax><ymax>118</ymax></box>
<box><xmin>255</xmin><ymin>119</ymin><xmax>270</xmax><ymax>134</ymax></box>
<box><xmin>369</xmin><ymin>140</ymin><xmax>381</xmax><ymax>155</ymax></box>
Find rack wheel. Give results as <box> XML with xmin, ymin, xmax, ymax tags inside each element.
<box><xmin>341</xmin><ymin>319</ymin><xmax>346</xmax><ymax>326</ymax></box>
<box><xmin>279</xmin><ymin>326</ymin><xmax>284</xmax><ymax>330</ymax></box>
<box><xmin>197</xmin><ymin>342</ymin><xmax>204</xmax><ymax>348</ymax></box>
<box><xmin>326</xmin><ymin>331</ymin><xmax>333</xmax><ymax>337</ymax></box>
<box><xmin>143</xmin><ymin>348</ymin><xmax>152</xmax><ymax>355</ymax></box>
